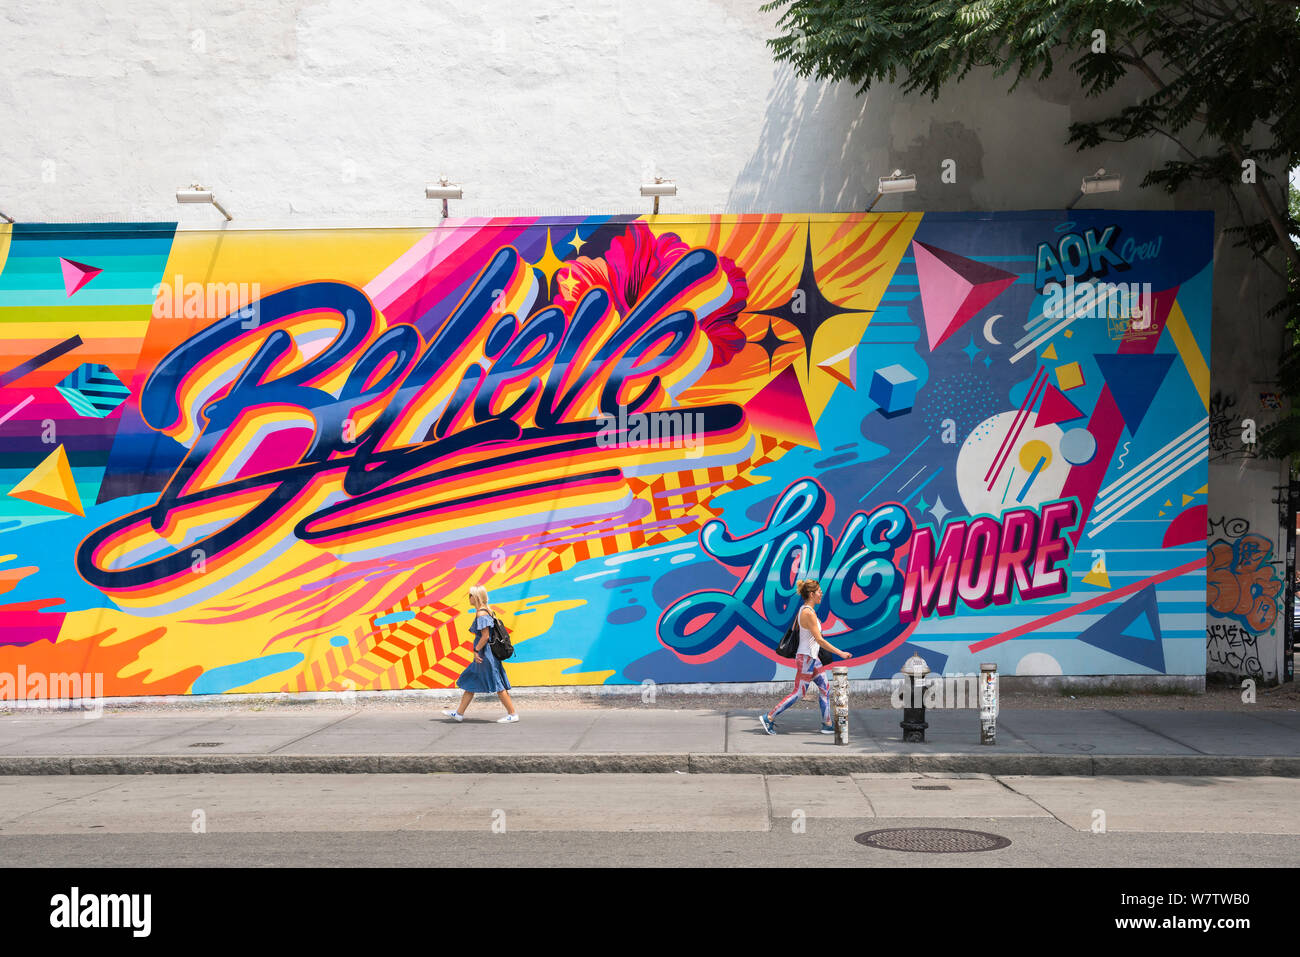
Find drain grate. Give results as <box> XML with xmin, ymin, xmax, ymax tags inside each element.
<box><xmin>187</xmin><ymin>742</ymin><xmax>224</xmax><ymax>748</ymax></box>
<box><xmin>912</xmin><ymin>785</ymin><xmax>951</xmax><ymax>791</ymax></box>
<box><xmin>855</xmin><ymin>828</ymin><xmax>1011</xmax><ymax>853</ymax></box>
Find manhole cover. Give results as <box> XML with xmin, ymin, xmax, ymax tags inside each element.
<box><xmin>855</xmin><ymin>828</ymin><xmax>1011</xmax><ymax>853</ymax></box>
<box><xmin>187</xmin><ymin>742</ymin><xmax>224</xmax><ymax>748</ymax></box>
<box><xmin>912</xmin><ymin>784</ymin><xmax>951</xmax><ymax>790</ymax></box>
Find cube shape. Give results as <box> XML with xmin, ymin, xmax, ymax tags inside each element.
<box><xmin>55</xmin><ymin>363</ymin><xmax>129</xmax><ymax>418</ymax></box>
<box><xmin>869</xmin><ymin>364</ymin><xmax>918</xmax><ymax>414</ymax></box>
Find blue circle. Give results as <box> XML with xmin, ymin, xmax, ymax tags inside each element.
<box><xmin>1060</xmin><ymin>427</ymin><xmax>1097</xmax><ymax>465</ymax></box>
<box><xmin>330</xmin><ymin>635</ymin><xmax>349</xmax><ymax>647</ymax></box>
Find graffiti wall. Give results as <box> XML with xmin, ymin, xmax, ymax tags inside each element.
<box><xmin>1205</xmin><ymin>486</ymin><xmax>1288</xmax><ymax>683</ymax></box>
<box><xmin>1204</xmin><ymin>381</ymin><xmax>1288</xmax><ymax>684</ymax></box>
<box><xmin>0</xmin><ymin>211</ymin><xmax>1212</xmax><ymax>697</ymax></box>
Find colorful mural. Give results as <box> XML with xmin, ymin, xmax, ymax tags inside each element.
<box><xmin>0</xmin><ymin>211</ymin><xmax>1212</xmax><ymax>696</ymax></box>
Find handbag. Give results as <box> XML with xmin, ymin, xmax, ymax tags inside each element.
<box><xmin>817</xmin><ymin>645</ymin><xmax>834</xmax><ymax>667</ymax></box>
<box><xmin>487</xmin><ymin>615</ymin><xmax>514</xmax><ymax>661</ymax></box>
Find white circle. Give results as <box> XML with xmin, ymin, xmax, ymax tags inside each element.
<box><xmin>1015</xmin><ymin>652</ymin><xmax>1063</xmax><ymax>675</ymax></box>
<box><xmin>955</xmin><ymin>411</ymin><xmax>1068</xmax><ymax>517</ymax></box>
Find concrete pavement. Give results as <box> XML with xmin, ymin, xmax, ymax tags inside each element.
<box><xmin>0</xmin><ymin>705</ymin><xmax>1297</xmax><ymax>775</ymax></box>
<box><xmin>0</xmin><ymin>772</ymin><xmax>1296</xmax><ymax>866</ymax></box>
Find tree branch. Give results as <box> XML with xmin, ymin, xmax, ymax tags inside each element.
<box><xmin>1222</xmin><ymin>183</ymin><xmax>1288</xmax><ymax>282</ymax></box>
<box><xmin>1226</xmin><ymin>141</ymin><xmax>1300</xmax><ymax>274</ymax></box>
<box><xmin>1118</xmin><ymin>47</ymin><xmax>1210</xmax><ymax>124</ymax></box>
<box><xmin>1120</xmin><ymin>43</ymin><xmax>1298</xmax><ymax>274</ymax></box>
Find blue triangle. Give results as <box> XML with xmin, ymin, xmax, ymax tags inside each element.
<box><xmin>1075</xmin><ymin>585</ymin><xmax>1165</xmax><ymax>672</ymax></box>
<box><xmin>1122</xmin><ymin>608</ymin><xmax>1156</xmax><ymax>642</ymax></box>
<box><xmin>868</xmin><ymin>641</ymin><xmax>949</xmax><ymax>680</ymax></box>
<box><xmin>1093</xmin><ymin>353</ymin><xmax>1175</xmax><ymax>435</ymax></box>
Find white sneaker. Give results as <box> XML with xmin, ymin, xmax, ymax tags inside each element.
<box><xmin>497</xmin><ymin>713</ymin><xmax>520</xmax><ymax>723</ymax></box>
<box><xmin>441</xmin><ymin>709</ymin><xmax>463</xmax><ymax>722</ymax></box>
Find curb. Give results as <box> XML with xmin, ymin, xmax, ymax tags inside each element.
<box><xmin>0</xmin><ymin>753</ymin><xmax>1296</xmax><ymax>776</ymax></box>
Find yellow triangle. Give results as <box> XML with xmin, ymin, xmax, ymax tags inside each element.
<box><xmin>1158</xmin><ymin>510</ymin><xmax>1166</xmax><ymax>517</ymax></box>
<box><xmin>1081</xmin><ymin>568</ymin><xmax>1111</xmax><ymax>588</ymax></box>
<box><xmin>1063</xmin><ymin>330</ymin><xmax>1073</xmax><ymax>338</ymax></box>
<box><xmin>1195</xmin><ymin>484</ymin><xmax>1207</xmax><ymax>495</ymax></box>
<box><xmin>1042</xmin><ymin>343</ymin><xmax>1058</xmax><ymax>359</ymax></box>
<box><xmin>1182</xmin><ymin>494</ymin><xmax>1193</xmax><ymax>506</ymax></box>
<box><xmin>1163</xmin><ymin>499</ymin><xmax>1172</xmax><ymax>507</ymax></box>
<box><xmin>817</xmin><ymin>346</ymin><xmax>857</xmax><ymax>390</ymax></box>
<box><xmin>8</xmin><ymin>445</ymin><xmax>84</xmax><ymax>516</ymax></box>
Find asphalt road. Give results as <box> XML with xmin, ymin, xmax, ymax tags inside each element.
<box><xmin>0</xmin><ymin>772</ymin><xmax>1296</xmax><ymax>867</ymax></box>
<box><xmin>5</xmin><ymin>824</ymin><xmax>1297</xmax><ymax>867</ymax></box>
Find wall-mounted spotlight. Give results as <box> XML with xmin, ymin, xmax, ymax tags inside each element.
<box><xmin>640</xmin><ymin>177</ymin><xmax>676</xmax><ymax>214</ymax></box>
<box><xmin>1066</xmin><ymin>168</ymin><xmax>1122</xmax><ymax>209</ymax></box>
<box><xmin>866</xmin><ymin>170</ymin><xmax>917</xmax><ymax>211</ymax></box>
<box><xmin>176</xmin><ymin>184</ymin><xmax>232</xmax><ymax>221</ymax></box>
<box><xmin>0</xmin><ymin>209</ymin><xmax>13</xmax><ymax>224</ymax></box>
<box><xmin>425</xmin><ymin>178</ymin><xmax>463</xmax><ymax>219</ymax></box>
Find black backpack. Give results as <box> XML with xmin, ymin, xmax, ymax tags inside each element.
<box><xmin>487</xmin><ymin>615</ymin><xmax>514</xmax><ymax>661</ymax></box>
<box><xmin>776</xmin><ymin>613</ymin><xmax>800</xmax><ymax>658</ymax></box>
<box><xmin>776</xmin><ymin>608</ymin><xmax>835</xmax><ymax>665</ymax></box>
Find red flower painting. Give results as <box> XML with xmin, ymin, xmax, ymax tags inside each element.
<box><xmin>554</xmin><ymin>222</ymin><xmax>748</xmax><ymax>369</ymax></box>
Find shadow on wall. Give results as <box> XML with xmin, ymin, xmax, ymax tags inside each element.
<box><xmin>726</xmin><ymin>59</ymin><xmax>1194</xmax><ymax>217</ymax></box>
<box><xmin>726</xmin><ymin>65</ymin><xmax>1011</xmax><ymax>215</ymax></box>
<box><xmin>729</xmin><ymin>64</ymin><xmax>876</xmax><ymax>214</ymax></box>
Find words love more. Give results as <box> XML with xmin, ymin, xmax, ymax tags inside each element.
<box><xmin>657</xmin><ymin>480</ymin><xmax>1079</xmax><ymax>664</ymax></box>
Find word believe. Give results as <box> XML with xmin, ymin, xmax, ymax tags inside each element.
<box><xmin>77</xmin><ymin>245</ymin><xmax>725</xmax><ymax>593</ymax></box>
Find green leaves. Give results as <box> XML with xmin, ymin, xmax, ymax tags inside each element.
<box><xmin>766</xmin><ymin>0</ymin><xmax>1300</xmax><ymax>460</ymax></box>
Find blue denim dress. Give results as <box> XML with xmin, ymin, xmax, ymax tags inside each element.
<box><xmin>456</xmin><ymin>610</ymin><xmax>512</xmax><ymax>693</ymax></box>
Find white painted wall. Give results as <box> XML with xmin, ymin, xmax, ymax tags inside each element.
<box><xmin>1</xmin><ymin>0</ymin><xmax>1292</xmax><ymax>680</ymax></box>
<box><xmin>0</xmin><ymin>0</ymin><xmax>1232</xmax><ymax>223</ymax></box>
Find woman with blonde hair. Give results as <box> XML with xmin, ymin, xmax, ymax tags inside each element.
<box><xmin>759</xmin><ymin>578</ymin><xmax>849</xmax><ymax>735</ymax></box>
<box><xmin>442</xmin><ymin>584</ymin><xmax>519</xmax><ymax>723</ymax></box>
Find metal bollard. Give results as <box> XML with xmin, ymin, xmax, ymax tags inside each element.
<box><xmin>831</xmin><ymin>667</ymin><xmax>849</xmax><ymax>745</ymax></box>
<box><xmin>979</xmin><ymin>662</ymin><xmax>998</xmax><ymax>744</ymax></box>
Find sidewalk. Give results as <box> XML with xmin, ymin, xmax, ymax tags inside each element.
<box><xmin>1</xmin><ymin>705</ymin><xmax>1297</xmax><ymax>776</ymax></box>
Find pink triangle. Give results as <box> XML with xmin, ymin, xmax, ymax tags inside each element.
<box><xmin>59</xmin><ymin>258</ymin><xmax>102</xmax><ymax>297</ymax></box>
<box><xmin>1035</xmin><ymin>384</ymin><xmax>1086</xmax><ymax>428</ymax></box>
<box><xmin>745</xmin><ymin>365</ymin><xmax>820</xmax><ymax>450</ymax></box>
<box><xmin>912</xmin><ymin>241</ymin><xmax>1017</xmax><ymax>351</ymax></box>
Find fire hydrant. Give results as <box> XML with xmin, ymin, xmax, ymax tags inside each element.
<box><xmin>900</xmin><ymin>653</ymin><xmax>930</xmax><ymax>743</ymax></box>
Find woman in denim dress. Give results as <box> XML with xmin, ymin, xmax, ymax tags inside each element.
<box><xmin>442</xmin><ymin>585</ymin><xmax>519</xmax><ymax>723</ymax></box>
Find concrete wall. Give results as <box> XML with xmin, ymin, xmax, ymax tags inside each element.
<box><xmin>1</xmin><ymin>0</ymin><xmax>1291</xmax><ymax>681</ymax></box>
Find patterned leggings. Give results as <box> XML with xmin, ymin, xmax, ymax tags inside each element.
<box><xmin>769</xmin><ymin>654</ymin><xmax>831</xmax><ymax>724</ymax></box>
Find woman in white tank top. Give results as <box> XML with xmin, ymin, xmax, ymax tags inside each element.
<box><xmin>759</xmin><ymin>579</ymin><xmax>850</xmax><ymax>735</ymax></box>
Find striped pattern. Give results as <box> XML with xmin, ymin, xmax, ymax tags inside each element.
<box><xmin>1086</xmin><ymin>417</ymin><xmax>1210</xmax><ymax>538</ymax></box>
<box><xmin>542</xmin><ymin>434</ymin><xmax>795</xmax><ymax>576</ymax></box>
<box><xmin>278</xmin><ymin>585</ymin><xmax>474</xmax><ymax>693</ymax></box>
<box><xmin>54</xmin><ymin>362</ymin><xmax>129</xmax><ymax>418</ymax></box>
<box><xmin>284</xmin><ymin>435</ymin><xmax>796</xmax><ymax>692</ymax></box>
